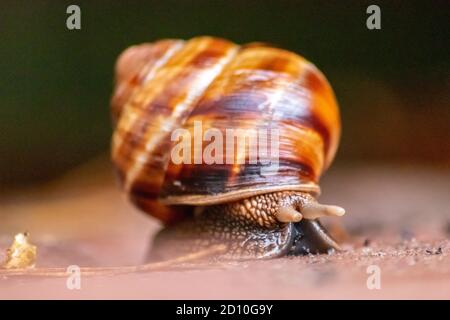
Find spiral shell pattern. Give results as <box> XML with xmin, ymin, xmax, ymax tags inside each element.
<box><xmin>111</xmin><ymin>36</ymin><xmax>341</xmax><ymax>223</ymax></box>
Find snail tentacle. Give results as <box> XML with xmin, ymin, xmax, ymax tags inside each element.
<box><xmin>277</xmin><ymin>206</ymin><xmax>303</xmax><ymax>223</ymax></box>
<box><xmin>301</xmin><ymin>203</ymin><xmax>346</xmax><ymax>220</ymax></box>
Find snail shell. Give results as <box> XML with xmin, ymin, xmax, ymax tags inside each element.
<box><xmin>111</xmin><ymin>36</ymin><xmax>343</xmax><ymax>259</ymax></box>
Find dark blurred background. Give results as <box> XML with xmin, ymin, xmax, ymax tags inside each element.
<box><xmin>0</xmin><ymin>0</ymin><xmax>449</xmax><ymax>188</ymax></box>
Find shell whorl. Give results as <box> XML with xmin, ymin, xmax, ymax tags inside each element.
<box><xmin>111</xmin><ymin>36</ymin><xmax>341</xmax><ymax>223</ymax></box>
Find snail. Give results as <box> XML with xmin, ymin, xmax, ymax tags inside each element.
<box><xmin>111</xmin><ymin>36</ymin><xmax>345</xmax><ymax>260</ymax></box>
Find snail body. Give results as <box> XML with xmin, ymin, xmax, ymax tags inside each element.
<box><xmin>111</xmin><ymin>36</ymin><xmax>344</xmax><ymax>259</ymax></box>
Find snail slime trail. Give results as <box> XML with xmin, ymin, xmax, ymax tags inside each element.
<box><xmin>111</xmin><ymin>36</ymin><xmax>344</xmax><ymax>259</ymax></box>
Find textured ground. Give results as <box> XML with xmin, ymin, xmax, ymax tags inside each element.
<box><xmin>0</xmin><ymin>157</ymin><xmax>449</xmax><ymax>299</ymax></box>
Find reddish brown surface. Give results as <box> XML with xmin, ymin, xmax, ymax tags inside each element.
<box><xmin>1</xmin><ymin>157</ymin><xmax>449</xmax><ymax>299</ymax></box>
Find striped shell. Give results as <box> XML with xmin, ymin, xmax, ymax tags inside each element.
<box><xmin>111</xmin><ymin>36</ymin><xmax>341</xmax><ymax>224</ymax></box>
